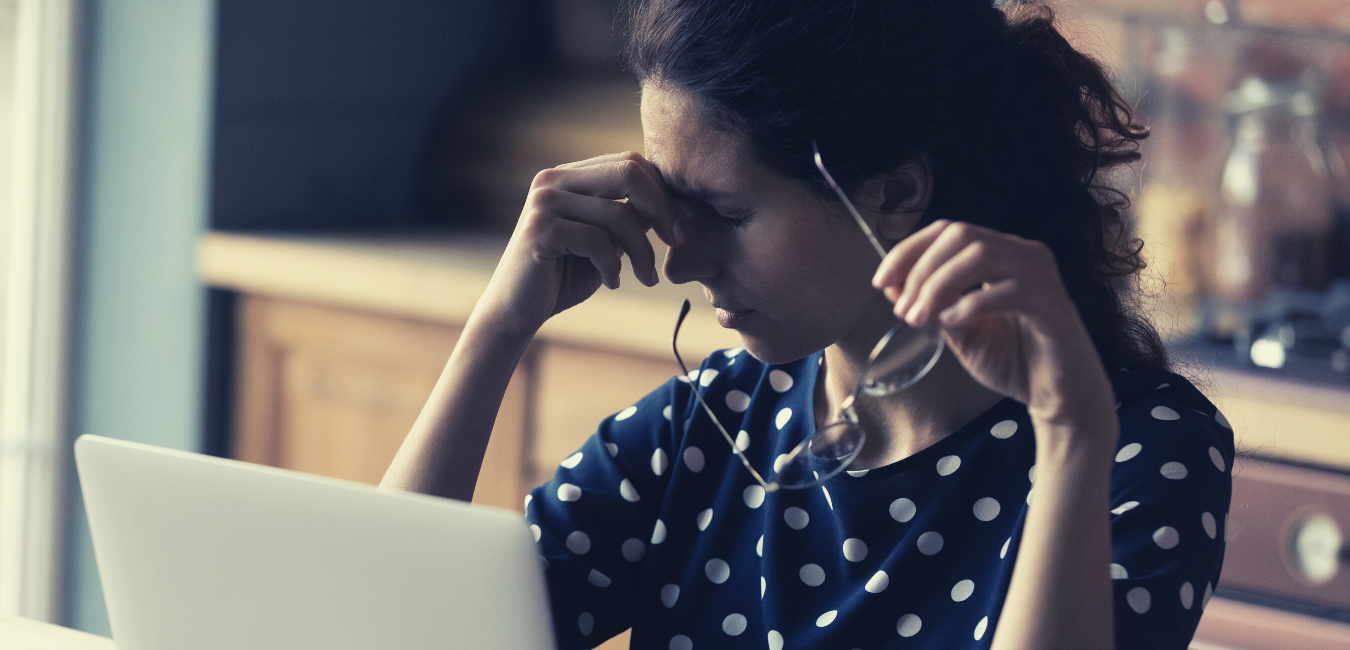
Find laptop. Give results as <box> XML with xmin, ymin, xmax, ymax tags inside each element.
<box><xmin>74</xmin><ymin>434</ymin><xmax>558</xmax><ymax>650</ymax></box>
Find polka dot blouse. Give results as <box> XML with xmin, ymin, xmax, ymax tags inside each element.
<box><xmin>524</xmin><ymin>348</ymin><xmax>1233</xmax><ymax>650</ymax></box>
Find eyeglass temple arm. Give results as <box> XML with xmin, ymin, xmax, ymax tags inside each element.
<box><xmin>812</xmin><ymin>141</ymin><xmax>888</xmax><ymax>260</ymax></box>
<box><xmin>672</xmin><ymin>299</ymin><xmax>776</xmax><ymax>490</ymax></box>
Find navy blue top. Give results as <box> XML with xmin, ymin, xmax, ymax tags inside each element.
<box><xmin>524</xmin><ymin>348</ymin><xmax>1233</xmax><ymax>650</ymax></box>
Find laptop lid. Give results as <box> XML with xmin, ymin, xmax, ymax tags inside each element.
<box><xmin>74</xmin><ymin>434</ymin><xmax>557</xmax><ymax>650</ymax></box>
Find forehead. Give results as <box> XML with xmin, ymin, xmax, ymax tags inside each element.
<box><xmin>639</xmin><ymin>86</ymin><xmax>753</xmax><ymax>200</ymax></box>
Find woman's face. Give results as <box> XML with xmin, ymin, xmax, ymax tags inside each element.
<box><xmin>640</xmin><ymin>86</ymin><xmax>900</xmax><ymax>364</ymax></box>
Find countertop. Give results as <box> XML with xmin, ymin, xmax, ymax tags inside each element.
<box><xmin>198</xmin><ymin>231</ymin><xmax>1350</xmax><ymax>470</ymax></box>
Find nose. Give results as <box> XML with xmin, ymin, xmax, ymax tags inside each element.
<box><xmin>662</xmin><ymin>218</ymin><xmax>720</xmax><ymax>285</ymax></box>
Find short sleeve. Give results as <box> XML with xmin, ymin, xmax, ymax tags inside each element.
<box><xmin>1106</xmin><ymin>376</ymin><xmax>1234</xmax><ymax>650</ymax></box>
<box><xmin>524</xmin><ymin>375</ymin><xmax>692</xmax><ymax>650</ymax></box>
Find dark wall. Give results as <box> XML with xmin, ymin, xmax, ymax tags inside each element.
<box><xmin>211</xmin><ymin>0</ymin><xmax>546</xmax><ymax>230</ymax></box>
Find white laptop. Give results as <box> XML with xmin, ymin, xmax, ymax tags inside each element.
<box><xmin>74</xmin><ymin>434</ymin><xmax>558</xmax><ymax>650</ymax></box>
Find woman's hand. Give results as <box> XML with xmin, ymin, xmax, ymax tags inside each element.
<box><xmin>871</xmin><ymin>219</ymin><xmax>1114</xmax><ymax>430</ymax></box>
<box><xmin>476</xmin><ymin>152</ymin><xmax>684</xmax><ymax>341</ymax></box>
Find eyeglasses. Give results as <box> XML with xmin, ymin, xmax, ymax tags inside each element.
<box><xmin>669</xmin><ymin>143</ymin><xmax>945</xmax><ymax>492</ymax></box>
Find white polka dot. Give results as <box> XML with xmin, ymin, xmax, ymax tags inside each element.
<box><xmin>622</xmin><ymin>538</ymin><xmax>646</xmax><ymax>562</ymax></box>
<box><xmin>1153</xmin><ymin>526</ymin><xmax>1180</xmax><ymax>549</ymax></box>
<box><xmin>897</xmin><ymin>614</ymin><xmax>922</xmax><ymax>637</ymax></box>
<box><xmin>846</xmin><ymin>469</ymin><xmax>869</xmax><ymax>477</ymax></box>
<box><xmin>1180</xmin><ymin>582</ymin><xmax>1195</xmax><ymax>610</ymax></box>
<box><xmin>990</xmin><ymin>419</ymin><xmax>1018</xmax><ymax>439</ymax></box>
<box><xmin>1110</xmin><ymin>563</ymin><xmax>1128</xmax><ymax>579</ymax></box>
<box><xmin>669</xmin><ymin>634</ymin><xmax>692</xmax><ymax>650</ymax></box>
<box><xmin>685</xmin><ymin>369</ymin><xmax>699</xmax><ymax>382</ymax></box>
<box><xmin>724</xmin><ymin>347</ymin><xmax>744</xmax><ymax>358</ymax></box>
<box><xmin>561</xmin><ymin>452</ymin><xmax>583</xmax><ymax>469</ymax></box>
<box><xmin>734</xmin><ymin>430</ymin><xmax>750</xmax><ymax>452</ymax></box>
<box><xmin>524</xmin><ymin>493</ymin><xmax>533</xmax><ymax>509</ymax></box>
<box><xmin>1026</xmin><ymin>487</ymin><xmax>1034</xmax><ymax>504</ymax></box>
<box><xmin>1000</xmin><ymin>537</ymin><xmax>1011</xmax><ymax>559</ymax></box>
<box><xmin>651</xmin><ymin>449</ymin><xmax>668</xmax><ymax>476</ymax></box>
<box><xmin>699</xmin><ymin>369</ymin><xmax>719</xmax><ymax>387</ymax></box>
<box><xmin>770</xmin><ymin>369</ymin><xmax>794</xmax><ymax>392</ymax></box>
<box><xmin>566</xmin><ymin>530</ymin><xmax>591</xmax><ymax>554</ymax></box>
<box><xmin>697</xmin><ymin>508</ymin><xmax>714</xmax><ymax>531</ymax></box>
<box><xmin>725</xmin><ymin>390</ymin><xmax>751</xmax><ymax>412</ymax></box>
<box><xmin>578</xmin><ymin>612</ymin><xmax>594</xmax><ymax>636</ymax></box>
<box><xmin>761</xmin><ymin>576</ymin><xmax>766</xmax><ymax>597</ymax></box>
<box><xmin>973</xmin><ymin>497</ymin><xmax>1001</xmax><ymax>522</ymax></box>
<box><xmin>660</xmin><ymin>584</ymin><xmax>679</xmax><ymax>608</ymax></box>
<box><xmin>843</xmin><ymin>538</ymin><xmax>868</xmax><ymax>562</ymax></box>
<box><xmin>951</xmin><ymin>579</ymin><xmax>974</xmax><ymax>602</ymax></box>
<box><xmin>619</xmin><ymin>478</ymin><xmax>641</xmax><ymax>502</ymax></box>
<box><xmin>773</xmin><ymin>453</ymin><xmax>791</xmax><ymax>474</ymax></box>
<box><xmin>775</xmin><ymin>408</ymin><xmax>793</xmax><ymax>429</ymax></box>
<box><xmin>1028</xmin><ymin>465</ymin><xmax>1037</xmax><ymax>483</ymax></box>
<box><xmin>588</xmin><ymin>569</ymin><xmax>612</xmax><ymax>587</ymax></box>
<box><xmin>784</xmin><ymin>507</ymin><xmax>810</xmax><ymax>530</ymax></box>
<box><xmin>1127</xmin><ymin>587</ymin><xmax>1151</xmax><ymax>614</ymax></box>
<box><xmin>743</xmin><ymin>485</ymin><xmax>766</xmax><ymax>508</ymax></box>
<box><xmin>1203</xmin><ymin>582</ymin><xmax>1213</xmax><ymax>608</ymax></box>
<box><xmin>662</xmin><ymin>405</ymin><xmax>673</xmax><ymax>421</ymax></box>
<box><xmin>684</xmin><ymin>447</ymin><xmax>706</xmax><ymax>472</ymax></box>
<box><xmin>889</xmin><ymin>497</ymin><xmax>917</xmax><ymax>522</ymax></box>
<box><xmin>651</xmin><ymin>519</ymin><xmax>667</xmax><ymax>544</ymax></box>
<box><xmin>917</xmin><ymin>531</ymin><xmax>944</xmax><ymax>555</ymax></box>
<box><xmin>799</xmin><ymin>563</ymin><xmax>826</xmax><ymax>586</ymax></box>
<box><xmin>866</xmin><ymin>571</ymin><xmax>890</xmax><ymax>593</ymax></box>
<box><xmin>706</xmin><ymin>558</ymin><xmax>730</xmax><ymax>583</ymax></box>
<box><xmin>1152</xmin><ymin>405</ymin><xmax>1180</xmax><ymax>421</ymax></box>
<box><xmin>768</xmin><ymin>630</ymin><xmax>784</xmax><ymax>650</ymax></box>
<box><xmin>1209</xmin><ymin>447</ymin><xmax>1226</xmax><ymax>472</ymax></box>
<box><xmin>530</xmin><ymin>524</ymin><xmax>542</xmax><ymax>542</ymax></box>
<box><xmin>816</xmin><ymin>610</ymin><xmax>837</xmax><ymax>627</ymax></box>
<box><xmin>1115</xmin><ymin>443</ymin><xmax>1142</xmax><ymax>462</ymax></box>
<box><xmin>974</xmin><ymin>616</ymin><xmax>988</xmax><ymax>640</ymax></box>
<box><xmin>1215</xmin><ymin>410</ymin><xmax>1231</xmax><ymax>429</ymax></box>
<box><xmin>822</xmin><ymin>486</ymin><xmax>833</xmax><ymax>510</ymax></box>
<box><xmin>1112</xmin><ymin>501</ymin><xmax>1139</xmax><ymax>515</ymax></box>
<box><xmin>617</xmin><ymin>405</ymin><xmax>638</xmax><ymax>421</ymax></box>
<box><xmin>558</xmin><ymin>483</ymin><xmax>582</xmax><ymax>502</ymax></box>
<box><xmin>1201</xmin><ymin>511</ymin><xmax>1217</xmax><ymax>539</ymax></box>
<box><xmin>936</xmin><ymin>455</ymin><xmax>961</xmax><ymax>476</ymax></box>
<box><xmin>723</xmin><ymin>613</ymin><xmax>748</xmax><ymax>636</ymax></box>
<box><xmin>605</xmin><ymin>442</ymin><xmax>619</xmax><ymax>457</ymax></box>
<box><xmin>1160</xmin><ymin>462</ymin><xmax>1188</xmax><ymax>479</ymax></box>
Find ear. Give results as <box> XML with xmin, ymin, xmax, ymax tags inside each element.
<box><xmin>857</xmin><ymin>157</ymin><xmax>932</xmax><ymax>240</ymax></box>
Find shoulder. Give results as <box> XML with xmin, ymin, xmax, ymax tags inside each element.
<box><xmin>1108</xmin><ymin>367</ymin><xmax>1234</xmax><ymax>495</ymax></box>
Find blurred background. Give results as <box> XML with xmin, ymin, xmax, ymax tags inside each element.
<box><xmin>1</xmin><ymin>0</ymin><xmax>1349</xmax><ymax>648</ymax></box>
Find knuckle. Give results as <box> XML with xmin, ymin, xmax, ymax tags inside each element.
<box><xmin>526</xmin><ymin>186</ymin><xmax>561</xmax><ymax>210</ymax></box>
<box><xmin>531</xmin><ymin>168</ymin><xmax>562</xmax><ymax>189</ymax></box>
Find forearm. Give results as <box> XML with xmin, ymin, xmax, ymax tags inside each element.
<box><xmin>991</xmin><ymin>415</ymin><xmax>1119</xmax><ymax>650</ymax></box>
<box><xmin>379</xmin><ymin>309</ymin><xmax>533</xmax><ymax>501</ymax></box>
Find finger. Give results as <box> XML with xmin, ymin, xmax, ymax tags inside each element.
<box><xmin>528</xmin><ymin>187</ymin><xmax>659</xmax><ymax>286</ymax></box>
<box><xmin>872</xmin><ymin>219</ymin><xmax>950</xmax><ymax>293</ymax></box>
<box><xmin>900</xmin><ymin>239</ymin><xmax>1001</xmax><ymax>327</ymax></box>
<box><xmin>935</xmin><ymin>278</ymin><xmax>1021</xmax><ymax>327</ymax></box>
<box><xmin>543</xmin><ymin>218</ymin><xmax>625</xmax><ymax>290</ymax></box>
<box><xmin>892</xmin><ymin>222</ymin><xmax>985</xmax><ymax>321</ymax></box>
<box><xmin>534</xmin><ymin>153</ymin><xmax>683</xmax><ymax>248</ymax></box>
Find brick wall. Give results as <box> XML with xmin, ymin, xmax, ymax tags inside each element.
<box><xmin>1054</xmin><ymin>0</ymin><xmax>1350</xmax><ymax>334</ymax></box>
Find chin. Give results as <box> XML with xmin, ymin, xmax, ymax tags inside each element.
<box><xmin>737</xmin><ymin>334</ymin><xmax>824</xmax><ymax>367</ymax></box>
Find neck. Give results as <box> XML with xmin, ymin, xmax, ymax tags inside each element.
<box><xmin>816</xmin><ymin>339</ymin><xmax>1004</xmax><ymax>471</ymax></box>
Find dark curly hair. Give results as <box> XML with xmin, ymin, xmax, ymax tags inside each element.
<box><xmin>622</xmin><ymin>0</ymin><xmax>1167</xmax><ymax>373</ymax></box>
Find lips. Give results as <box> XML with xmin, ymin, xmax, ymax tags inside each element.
<box><xmin>715</xmin><ymin>306</ymin><xmax>753</xmax><ymax>329</ymax></box>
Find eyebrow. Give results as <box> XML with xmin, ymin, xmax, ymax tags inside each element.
<box><xmin>655</xmin><ymin>167</ymin><xmax>734</xmax><ymax>204</ymax></box>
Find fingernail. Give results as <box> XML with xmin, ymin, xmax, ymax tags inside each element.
<box><xmin>905</xmin><ymin>303</ymin><xmax>923</xmax><ymax>326</ymax></box>
<box><xmin>895</xmin><ymin>293</ymin><xmax>912</xmax><ymax>317</ymax></box>
<box><xmin>672</xmin><ymin>220</ymin><xmax>685</xmax><ymax>246</ymax></box>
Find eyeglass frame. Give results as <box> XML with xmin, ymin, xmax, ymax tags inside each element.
<box><xmin>667</xmin><ymin>141</ymin><xmax>943</xmax><ymax>492</ymax></box>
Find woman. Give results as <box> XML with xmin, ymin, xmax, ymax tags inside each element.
<box><xmin>382</xmin><ymin>1</ymin><xmax>1232</xmax><ymax>648</ymax></box>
